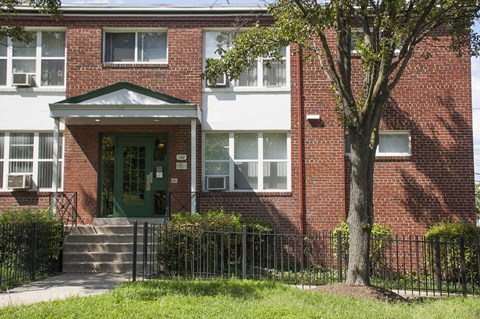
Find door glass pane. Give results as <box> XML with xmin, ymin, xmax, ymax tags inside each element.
<box><xmin>100</xmin><ymin>137</ymin><xmax>115</xmax><ymax>215</ymax></box>
<box><xmin>42</xmin><ymin>32</ymin><xmax>65</xmax><ymax>57</ymax></box>
<box><xmin>154</xmin><ymin>190</ymin><xmax>167</xmax><ymax>215</ymax></box>
<box><xmin>122</xmin><ymin>146</ymin><xmax>146</xmax><ymax>206</ymax></box>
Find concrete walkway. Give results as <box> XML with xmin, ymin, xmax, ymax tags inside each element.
<box><xmin>0</xmin><ymin>273</ymin><xmax>130</xmax><ymax>308</ymax></box>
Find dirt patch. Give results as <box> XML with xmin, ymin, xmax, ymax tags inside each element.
<box><xmin>313</xmin><ymin>283</ymin><xmax>408</xmax><ymax>302</ymax></box>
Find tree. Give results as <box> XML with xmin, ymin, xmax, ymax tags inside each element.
<box><xmin>206</xmin><ymin>0</ymin><xmax>480</xmax><ymax>285</ymax></box>
<box><xmin>1</xmin><ymin>0</ymin><xmax>61</xmax><ymax>43</ymax></box>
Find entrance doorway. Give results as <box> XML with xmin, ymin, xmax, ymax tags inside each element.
<box><xmin>99</xmin><ymin>134</ymin><xmax>168</xmax><ymax>217</ymax></box>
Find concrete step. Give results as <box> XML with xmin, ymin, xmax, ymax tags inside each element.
<box><xmin>65</xmin><ymin>234</ymin><xmax>140</xmax><ymax>244</ymax></box>
<box><xmin>63</xmin><ymin>243</ymin><xmax>143</xmax><ymax>254</ymax></box>
<box><xmin>63</xmin><ymin>252</ymin><xmax>145</xmax><ymax>263</ymax></box>
<box><xmin>62</xmin><ymin>261</ymin><xmax>140</xmax><ymax>273</ymax></box>
<box><xmin>62</xmin><ymin>224</ymin><xmax>157</xmax><ymax>274</ymax></box>
<box><xmin>93</xmin><ymin>218</ymin><xmax>164</xmax><ymax>226</ymax></box>
<box><xmin>70</xmin><ymin>225</ymin><xmax>136</xmax><ymax>235</ymax></box>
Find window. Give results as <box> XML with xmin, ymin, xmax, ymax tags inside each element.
<box><xmin>345</xmin><ymin>131</ymin><xmax>411</xmax><ymax>156</ymax></box>
<box><xmin>204</xmin><ymin>132</ymin><xmax>290</xmax><ymax>191</ymax></box>
<box><xmin>0</xmin><ymin>37</ymin><xmax>7</xmax><ymax>86</ymax></box>
<box><xmin>104</xmin><ymin>31</ymin><xmax>167</xmax><ymax>63</ymax></box>
<box><xmin>0</xmin><ymin>31</ymin><xmax>66</xmax><ymax>87</ymax></box>
<box><xmin>204</xmin><ymin>31</ymin><xmax>288</xmax><ymax>88</ymax></box>
<box><xmin>0</xmin><ymin>132</ymin><xmax>64</xmax><ymax>190</ymax></box>
<box><xmin>0</xmin><ymin>134</ymin><xmax>4</xmax><ymax>188</ymax></box>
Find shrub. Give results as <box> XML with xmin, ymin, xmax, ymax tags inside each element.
<box><xmin>158</xmin><ymin>209</ymin><xmax>274</xmax><ymax>277</ymax></box>
<box><xmin>0</xmin><ymin>207</ymin><xmax>57</xmax><ymax>224</ymax></box>
<box><xmin>425</xmin><ymin>221</ymin><xmax>480</xmax><ymax>286</ymax></box>
<box><xmin>0</xmin><ymin>207</ymin><xmax>63</xmax><ymax>290</ymax></box>
<box><xmin>332</xmin><ymin>222</ymin><xmax>393</xmax><ymax>276</ymax></box>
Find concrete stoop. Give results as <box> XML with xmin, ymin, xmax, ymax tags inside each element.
<box><xmin>63</xmin><ymin>218</ymin><xmax>162</xmax><ymax>275</ymax></box>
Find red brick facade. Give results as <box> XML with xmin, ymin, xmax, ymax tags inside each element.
<box><xmin>0</xmin><ymin>9</ymin><xmax>475</xmax><ymax>235</ymax></box>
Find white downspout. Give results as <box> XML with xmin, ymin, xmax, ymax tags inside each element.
<box><xmin>52</xmin><ymin>117</ymin><xmax>60</xmax><ymax>214</ymax></box>
<box><xmin>190</xmin><ymin>119</ymin><xmax>197</xmax><ymax>213</ymax></box>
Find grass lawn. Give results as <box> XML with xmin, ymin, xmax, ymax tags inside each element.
<box><xmin>1</xmin><ymin>279</ymin><xmax>479</xmax><ymax>319</ymax></box>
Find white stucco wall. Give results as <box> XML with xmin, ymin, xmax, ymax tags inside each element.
<box><xmin>202</xmin><ymin>91</ymin><xmax>291</xmax><ymax>131</ymax></box>
<box><xmin>0</xmin><ymin>90</ymin><xmax>65</xmax><ymax>131</ymax></box>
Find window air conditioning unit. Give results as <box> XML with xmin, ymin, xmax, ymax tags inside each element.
<box><xmin>8</xmin><ymin>174</ymin><xmax>33</xmax><ymax>190</ymax></box>
<box><xmin>206</xmin><ymin>176</ymin><xmax>227</xmax><ymax>191</ymax></box>
<box><xmin>206</xmin><ymin>73</ymin><xmax>228</xmax><ymax>87</ymax></box>
<box><xmin>12</xmin><ymin>73</ymin><xmax>33</xmax><ymax>87</ymax></box>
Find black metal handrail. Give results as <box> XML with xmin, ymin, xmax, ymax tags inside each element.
<box><xmin>167</xmin><ymin>192</ymin><xmax>199</xmax><ymax>220</ymax></box>
<box><xmin>50</xmin><ymin>192</ymin><xmax>80</xmax><ymax>233</ymax></box>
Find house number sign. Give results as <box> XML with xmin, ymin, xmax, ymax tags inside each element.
<box><xmin>176</xmin><ymin>154</ymin><xmax>187</xmax><ymax>160</ymax></box>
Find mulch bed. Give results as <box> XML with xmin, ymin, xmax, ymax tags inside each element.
<box><xmin>312</xmin><ymin>283</ymin><xmax>408</xmax><ymax>302</ymax></box>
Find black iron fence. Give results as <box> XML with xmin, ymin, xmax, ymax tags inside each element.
<box><xmin>0</xmin><ymin>222</ymin><xmax>63</xmax><ymax>290</ymax></box>
<box><xmin>134</xmin><ymin>223</ymin><xmax>480</xmax><ymax>297</ymax></box>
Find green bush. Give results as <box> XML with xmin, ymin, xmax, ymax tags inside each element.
<box><xmin>425</xmin><ymin>221</ymin><xmax>480</xmax><ymax>286</ymax></box>
<box><xmin>0</xmin><ymin>207</ymin><xmax>57</xmax><ymax>224</ymax></box>
<box><xmin>0</xmin><ymin>207</ymin><xmax>63</xmax><ymax>290</ymax></box>
<box><xmin>158</xmin><ymin>209</ymin><xmax>274</xmax><ymax>277</ymax></box>
<box><xmin>332</xmin><ymin>222</ymin><xmax>393</xmax><ymax>275</ymax></box>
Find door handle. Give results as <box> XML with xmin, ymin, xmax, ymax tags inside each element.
<box><xmin>146</xmin><ymin>172</ymin><xmax>153</xmax><ymax>191</ymax></box>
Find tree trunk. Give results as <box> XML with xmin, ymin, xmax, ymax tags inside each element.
<box><xmin>345</xmin><ymin>135</ymin><xmax>376</xmax><ymax>285</ymax></box>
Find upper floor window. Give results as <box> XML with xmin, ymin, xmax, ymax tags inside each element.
<box><xmin>104</xmin><ymin>31</ymin><xmax>167</xmax><ymax>63</ymax></box>
<box><xmin>0</xmin><ymin>31</ymin><xmax>66</xmax><ymax>88</ymax></box>
<box><xmin>204</xmin><ymin>31</ymin><xmax>288</xmax><ymax>89</ymax></box>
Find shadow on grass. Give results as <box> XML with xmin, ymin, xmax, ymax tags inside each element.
<box><xmin>113</xmin><ymin>278</ymin><xmax>279</xmax><ymax>301</ymax></box>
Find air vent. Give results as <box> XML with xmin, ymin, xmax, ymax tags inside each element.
<box><xmin>8</xmin><ymin>174</ymin><xmax>33</xmax><ymax>190</ymax></box>
<box><xmin>206</xmin><ymin>73</ymin><xmax>228</xmax><ymax>87</ymax></box>
<box><xmin>12</xmin><ymin>73</ymin><xmax>33</xmax><ymax>87</ymax></box>
<box><xmin>206</xmin><ymin>176</ymin><xmax>227</xmax><ymax>191</ymax></box>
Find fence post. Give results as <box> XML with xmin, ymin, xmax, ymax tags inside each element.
<box><xmin>459</xmin><ymin>236</ymin><xmax>467</xmax><ymax>297</ymax></box>
<box><xmin>434</xmin><ymin>236</ymin><xmax>442</xmax><ymax>295</ymax></box>
<box><xmin>143</xmin><ymin>222</ymin><xmax>148</xmax><ymax>280</ymax></box>
<box><xmin>337</xmin><ymin>232</ymin><xmax>343</xmax><ymax>283</ymax></box>
<box><xmin>242</xmin><ymin>225</ymin><xmax>247</xmax><ymax>280</ymax></box>
<box><xmin>132</xmin><ymin>221</ymin><xmax>138</xmax><ymax>282</ymax></box>
<box><xmin>30</xmin><ymin>223</ymin><xmax>38</xmax><ymax>280</ymax></box>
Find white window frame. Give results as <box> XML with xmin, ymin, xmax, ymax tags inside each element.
<box><xmin>351</xmin><ymin>28</ymin><xmax>400</xmax><ymax>55</ymax></box>
<box><xmin>103</xmin><ymin>28</ymin><xmax>168</xmax><ymax>64</ymax></box>
<box><xmin>203</xmin><ymin>132</ymin><xmax>291</xmax><ymax>192</ymax></box>
<box><xmin>345</xmin><ymin>131</ymin><xmax>411</xmax><ymax>157</ymax></box>
<box><xmin>0</xmin><ymin>29</ymin><xmax>67</xmax><ymax>88</ymax></box>
<box><xmin>203</xmin><ymin>30</ymin><xmax>290</xmax><ymax>91</ymax></box>
<box><xmin>0</xmin><ymin>132</ymin><xmax>64</xmax><ymax>192</ymax></box>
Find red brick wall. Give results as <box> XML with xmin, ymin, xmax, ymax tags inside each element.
<box><xmin>1</xmin><ymin>15</ymin><xmax>475</xmax><ymax>236</ymax></box>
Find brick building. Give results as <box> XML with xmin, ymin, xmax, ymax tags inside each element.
<box><xmin>0</xmin><ymin>4</ymin><xmax>476</xmax><ymax>235</ymax></box>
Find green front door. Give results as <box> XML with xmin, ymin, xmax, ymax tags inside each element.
<box><xmin>109</xmin><ymin>135</ymin><xmax>168</xmax><ymax>217</ymax></box>
<box><xmin>114</xmin><ymin>137</ymin><xmax>152</xmax><ymax>217</ymax></box>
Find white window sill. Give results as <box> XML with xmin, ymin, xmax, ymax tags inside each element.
<box><xmin>0</xmin><ymin>87</ymin><xmax>66</xmax><ymax>93</ymax></box>
<box><xmin>203</xmin><ymin>86</ymin><xmax>290</xmax><ymax>93</ymax></box>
